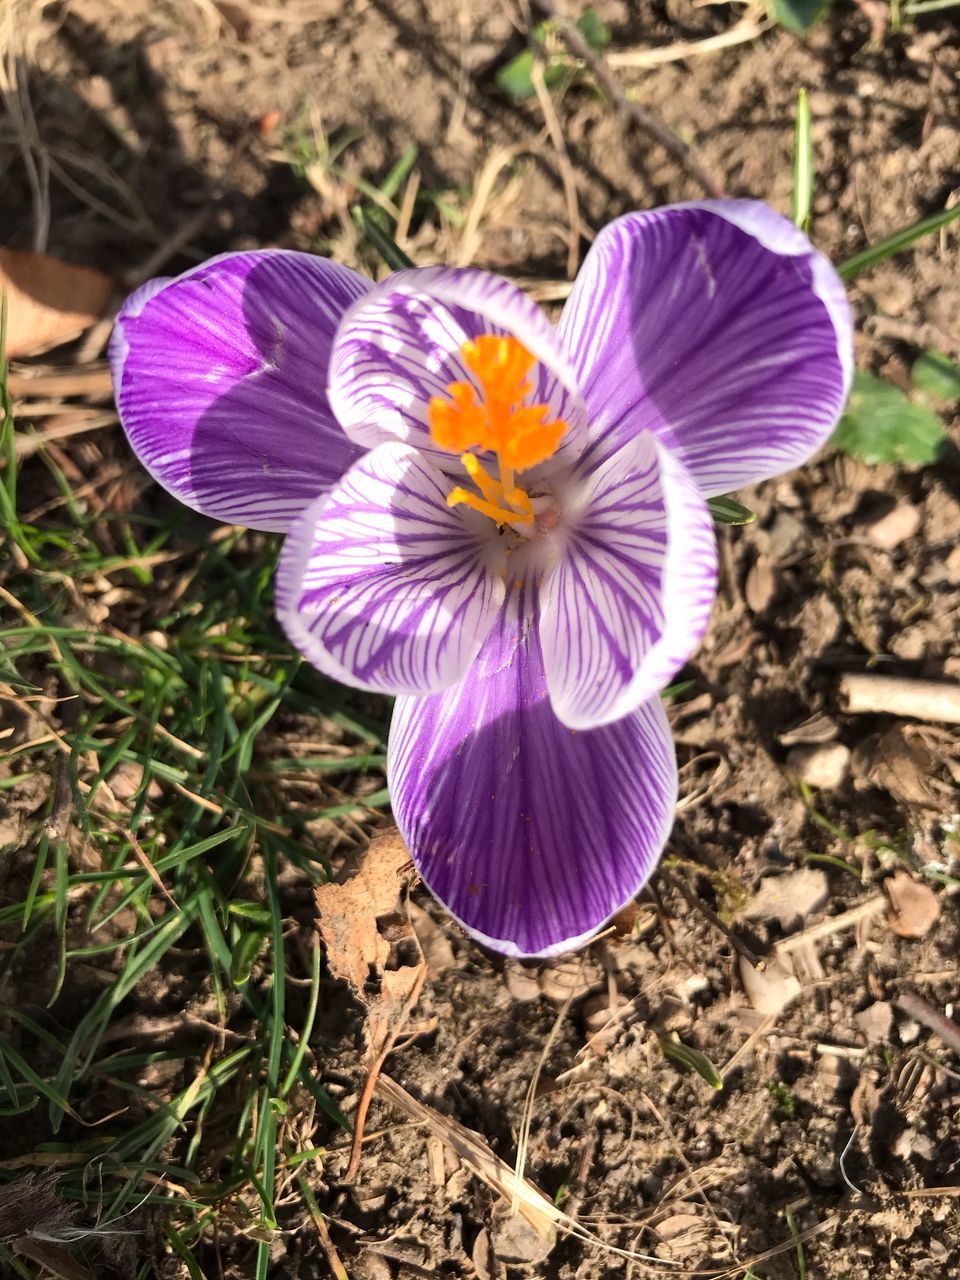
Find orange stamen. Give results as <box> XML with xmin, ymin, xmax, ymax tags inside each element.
<box><xmin>427</xmin><ymin>335</ymin><xmax>567</xmax><ymax>527</ymax></box>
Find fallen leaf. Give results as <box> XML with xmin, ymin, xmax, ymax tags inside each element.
<box><xmin>741</xmin><ymin>867</ymin><xmax>830</xmax><ymax>932</ymax></box>
<box><xmin>885</xmin><ymin>869</ymin><xmax>940</xmax><ymax>939</ymax></box>
<box><xmin>314</xmin><ymin>826</ymin><xmax>413</xmax><ymax>996</ymax></box>
<box><xmin>0</xmin><ymin>249</ymin><xmax>113</xmax><ymax>358</ymax></box>
<box><xmin>852</xmin><ymin>726</ymin><xmax>946</xmax><ymax>808</ymax></box>
<box><xmin>315</xmin><ymin>827</ymin><xmax>424</xmax><ymax>1062</ymax></box>
<box><xmin>317</xmin><ymin>828</ymin><xmax>429</xmax><ymax>1186</ymax></box>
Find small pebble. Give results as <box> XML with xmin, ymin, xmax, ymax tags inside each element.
<box><xmin>767</xmin><ymin>511</ymin><xmax>805</xmax><ymax>560</ymax></box>
<box><xmin>786</xmin><ymin>742</ymin><xmax>851</xmax><ymax>788</ymax></box>
<box><xmin>854</xmin><ymin>1000</ymin><xmax>894</xmax><ymax>1045</ymax></box>
<box><xmin>503</xmin><ymin>960</ymin><xmax>540</xmax><ymax>1003</ymax></box>
<box><xmin>861</xmin><ymin>504</ymin><xmax>921</xmax><ymax>551</ymax></box>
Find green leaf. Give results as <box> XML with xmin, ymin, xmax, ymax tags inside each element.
<box><xmin>576</xmin><ymin>7</ymin><xmax>611</xmax><ymax>51</ymax></box>
<box><xmin>912</xmin><ymin>350</ymin><xmax>960</xmax><ymax>404</ymax></box>
<box><xmin>830</xmin><ymin>370</ymin><xmax>947</xmax><ymax>466</ymax></box>
<box><xmin>660</xmin><ymin>1036</ymin><xmax>724</xmax><ymax>1090</ymax></box>
<box><xmin>791</xmin><ymin>88</ymin><xmax>813</xmax><ymax>233</ymax></box>
<box><xmin>839</xmin><ymin>204</ymin><xmax>960</xmax><ymax>281</ymax></box>
<box><xmin>496</xmin><ymin>9</ymin><xmax>608</xmax><ymax>99</ymax></box>
<box><xmin>708</xmin><ymin>495</ymin><xmax>757</xmax><ymax>525</ymax></box>
<box><xmin>769</xmin><ymin>0</ymin><xmax>831</xmax><ymax>33</ymax></box>
<box><xmin>496</xmin><ymin>49</ymin><xmax>538</xmax><ymax>98</ymax></box>
<box><xmin>230</xmin><ymin>928</ymin><xmax>266</xmax><ymax>986</ymax></box>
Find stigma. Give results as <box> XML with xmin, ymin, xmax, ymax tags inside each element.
<box><xmin>427</xmin><ymin>335</ymin><xmax>567</xmax><ymax>527</ymax></box>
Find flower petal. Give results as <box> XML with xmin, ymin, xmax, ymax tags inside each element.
<box><xmin>388</xmin><ymin>592</ymin><xmax>677</xmax><ymax>958</ymax></box>
<box><xmin>110</xmin><ymin>251</ymin><xmax>371</xmax><ymax>531</ymax></box>
<box><xmin>539</xmin><ymin>432</ymin><xmax>716</xmax><ymax>730</ymax></box>
<box><xmin>328</xmin><ymin>266</ymin><xmax>588</xmax><ymax>474</ymax></box>
<box><xmin>275</xmin><ymin>442</ymin><xmax>504</xmax><ymax>696</ymax></box>
<box><xmin>558</xmin><ymin>200</ymin><xmax>853</xmax><ymax>496</ymax></box>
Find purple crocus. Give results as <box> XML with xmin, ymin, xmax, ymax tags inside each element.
<box><xmin>110</xmin><ymin>201</ymin><xmax>852</xmax><ymax>958</ymax></box>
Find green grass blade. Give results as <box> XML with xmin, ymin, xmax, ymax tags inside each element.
<box><xmin>352</xmin><ymin>205</ymin><xmax>416</xmax><ymax>270</ymax></box>
<box><xmin>839</xmin><ymin>204</ymin><xmax>960</xmax><ymax>280</ymax></box>
<box><xmin>791</xmin><ymin>88</ymin><xmax>813</xmax><ymax>233</ymax></box>
<box><xmin>281</xmin><ymin>936</ymin><xmax>321</xmax><ymax>1099</ymax></box>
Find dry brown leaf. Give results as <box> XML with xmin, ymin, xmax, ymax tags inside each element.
<box><xmin>317</xmin><ymin>829</ymin><xmax>427</xmax><ymax>1184</ymax></box>
<box><xmin>885</xmin><ymin>869</ymin><xmax>940</xmax><ymax>939</ymax></box>
<box><xmin>852</xmin><ymin>726</ymin><xmax>946</xmax><ymax>808</ymax></box>
<box><xmin>0</xmin><ymin>250</ymin><xmax>113</xmax><ymax>359</ymax></box>
<box><xmin>314</xmin><ymin>826</ymin><xmax>413</xmax><ymax>997</ymax></box>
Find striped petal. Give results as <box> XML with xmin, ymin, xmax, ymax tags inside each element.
<box><xmin>540</xmin><ymin>432</ymin><xmax>717</xmax><ymax>730</ymax></box>
<box><xmin>389</xmin><ymin>592</ymin><xmax>677</xmax><ymax>958</ymax></box>
<box><xmin>558</xmin><ymin>201</ymin><xmax>853</xmax><ymax>496</ymax></box>
<box><xmin>275</xmin><ymin>442</ymin><xmax>504</xmax><ymax>696</ymax></box>
<box><xmin>328</xmin><ymin>266</ymin><xmax>588</xmax><ymax>475</ymax></box>
<box><xmin>110</xmin><ymin>251</ymin><xmax>371</xmax><ymax>531</ymax></box>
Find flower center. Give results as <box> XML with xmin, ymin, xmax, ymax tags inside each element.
<box><xmin>427</xmin><ymin>335</ymin><xmax>568</xmax><ymax>527</ymax></box>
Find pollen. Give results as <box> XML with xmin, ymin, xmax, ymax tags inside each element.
<box><xmin>427</xmin><ymin>335</ymin><xmax>567</xmax><ymax>527</ymax></box>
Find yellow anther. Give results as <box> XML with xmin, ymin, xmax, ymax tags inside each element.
<box><xmin>427</xmin><ymin>335</ymin><xmax>567</xmax><ymax>528</ymax></box>
<box><xmin>461</xmin><ymin>452</ymin><xmax>503</xmax><ymax>506</ymax></box>
<box><xmin>447</xmin><ymin>487</ymin><xmax>534</xmax><ymax>528</ymax></box>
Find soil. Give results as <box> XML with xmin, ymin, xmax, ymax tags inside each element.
<box><xmin>2</xmin><ymin>1</ymin><xmax>959</xmax><ymax>1278</ymax></box>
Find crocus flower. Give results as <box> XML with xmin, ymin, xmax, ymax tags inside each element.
<box><xmin>110</xmin><ymin>201</ymin><xmax>851</xmax><ymax>958</ymax></box>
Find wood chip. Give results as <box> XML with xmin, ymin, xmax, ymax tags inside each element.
<box><xmin>839</xmin><ymin>673</ymin><xmax>960</xmax><ymax>725</ymax></box>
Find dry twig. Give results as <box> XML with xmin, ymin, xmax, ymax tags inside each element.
<box><xmin>529</xmin><ymin>59</ymin><xmax>583</xmax><ymax>279</ymax></box>
<box><xmin>532</xmin><ymin>0</ymin><xmax>725</xmax><ymax>200</ymax></box>
<box><xmin>896</xmin><ymin>990</ymin><xmax>960</xmax><ymax>1054</ymax></box>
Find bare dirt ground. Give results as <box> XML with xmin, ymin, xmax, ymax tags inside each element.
<box><xmin>1</xmin><ymin>0</ymin><xmax>959</xmax><ymax>1277</ymax></box>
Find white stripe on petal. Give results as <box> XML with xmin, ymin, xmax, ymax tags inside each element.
<box><xmin>558</xmin><ymin>201</ymin><xmax>853</xmax><ymax>497</ymax></box>
<box><xmin>539</xmin><ymin>433</ymin><xmax>717</xmax><ymax>730</ymax></box>
<box><xmin>388</xmin><ymin>599</ymin><xmax>677</xmax><ymax>959</ymax></box>
<box><xmin>329</xmin><ymin>266</ymin><xmax>588</xmax><ymax>475</ymax></box>
<box><xmin>110</xmin><ymin>251</ymin><xmax>371</xmax><ymax>531</ymax></box>
<box><xmin>275</xmin><ymin>442</ymin><xmax>504</xmax><ymax>696</ymax></box>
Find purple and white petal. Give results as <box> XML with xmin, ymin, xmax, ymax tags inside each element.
<box><xmin>558</xmin><ymin>201</ymin><xmax>853</xmax><ymax>497</ymax></box>
<box><xmin>275</xmin><ymin>442</ymin><xmax>504</xmax><ymax>697</ymax></box>
<box><xmin>388</xmin><ymin>590</ymin><xmax>677</xmax><ymax>958</ymax></box>
<box><xmin>110</xmin><ymin>251</ymin><xmax>371</xmax><ymax>531</ymax></box>
<box><xmin>540</xmin><ymin>432</ymin><xmax>717</xmax><ymax>730</ymax></box>
<box><xmin>328</xmin><ymin>266</ymin><xmax>588</xmax><ymax>474</ymax></box>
